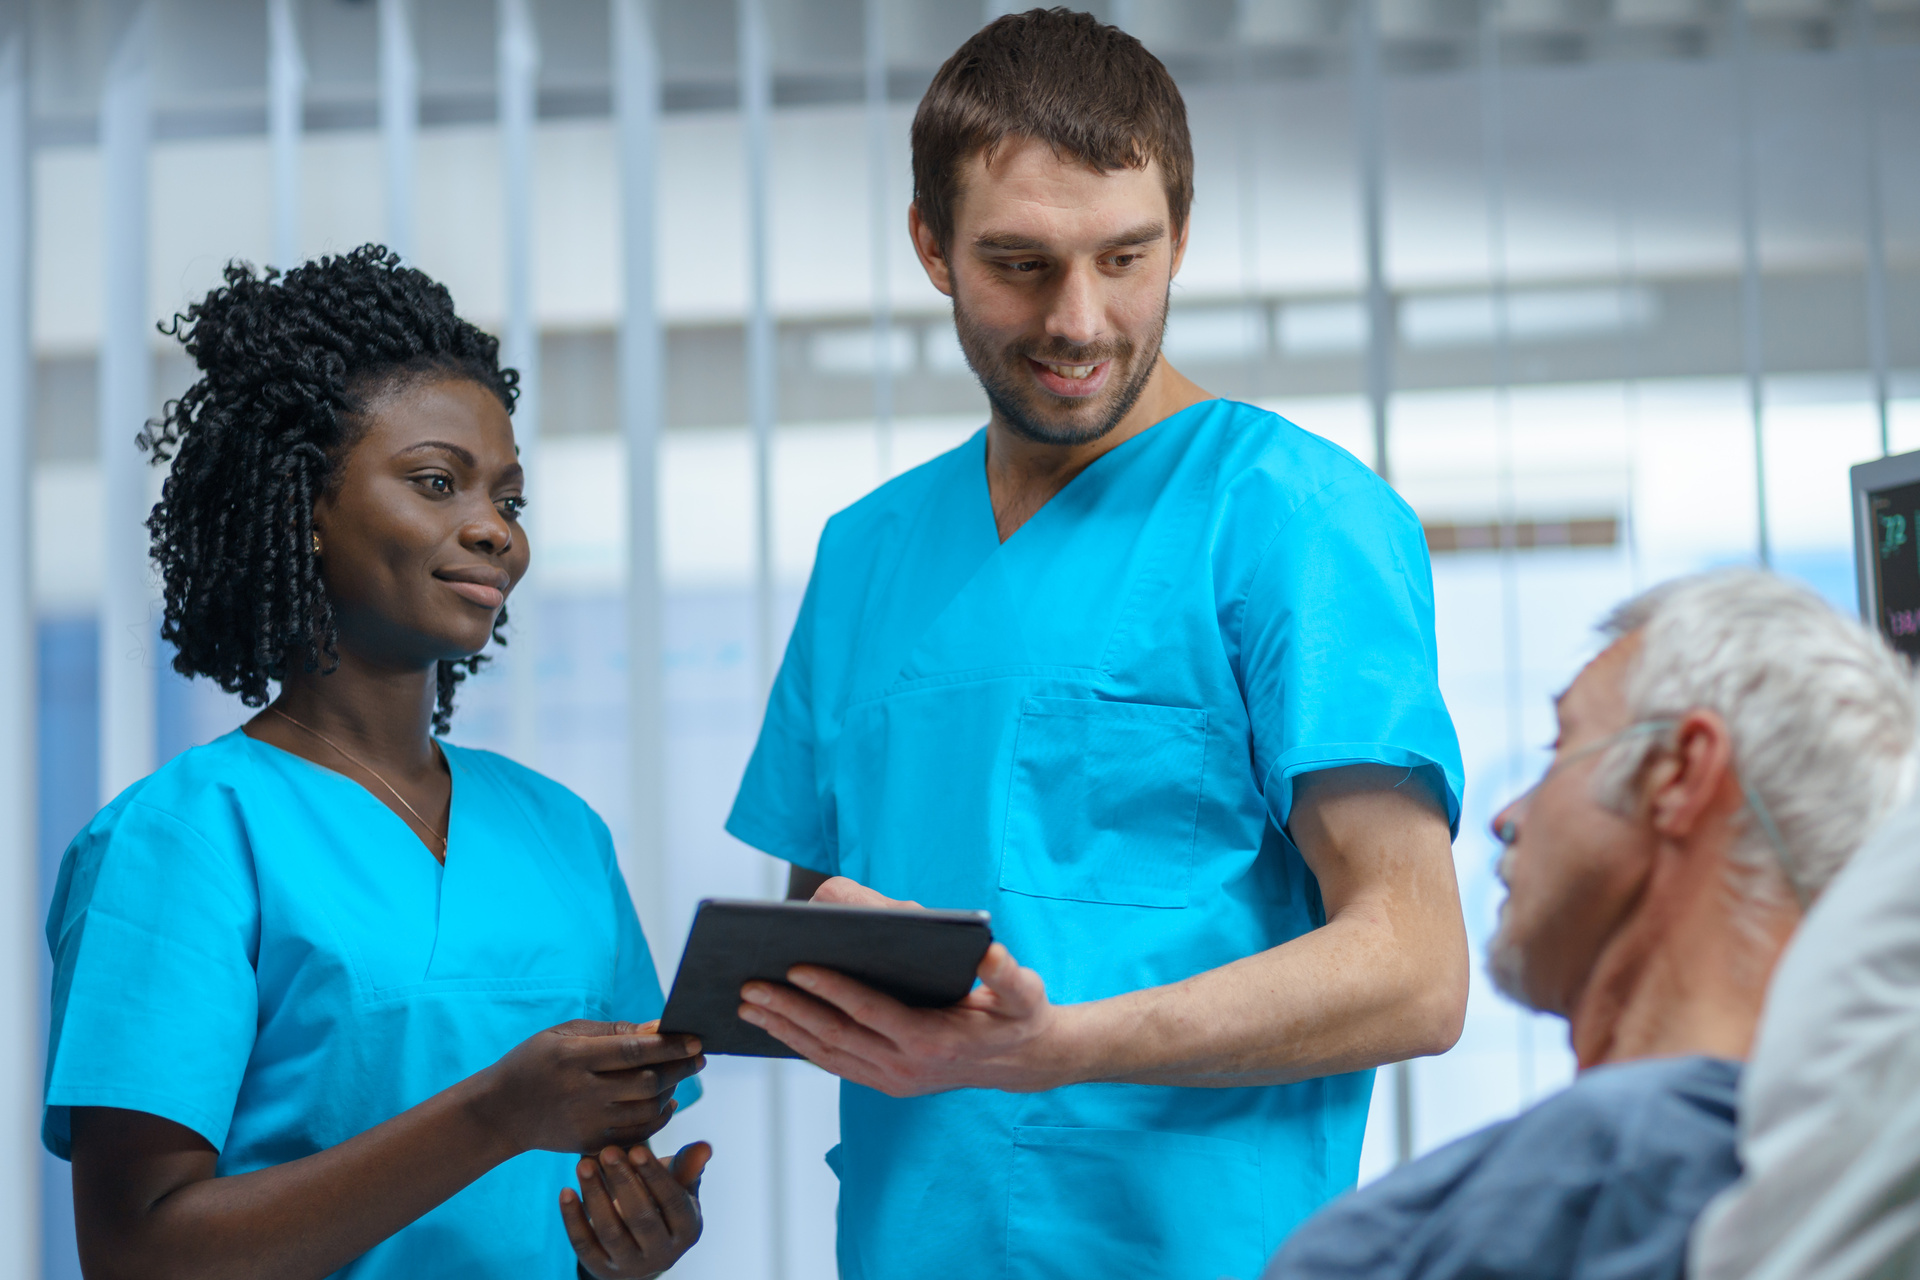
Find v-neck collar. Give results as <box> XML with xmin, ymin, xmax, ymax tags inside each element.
<box><xmin>864</xmin><ymin>401</ymin><xmax>1217</xmax><ymax>689</ymax></box>
<box><xmin>240</xmin><ymin>729</ymin><xmax>456</xmax><ymax>866</ymax></box>
<box><xmin>982</xmin><ymin>398</ymin><xmax>1217</xmax><ymax>547</ymax></box>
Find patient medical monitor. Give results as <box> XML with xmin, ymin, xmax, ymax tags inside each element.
<box><xmin>1852</xmin><ymin>449</ymin><xmax>1920</xmax><ymax>661</ymax></box>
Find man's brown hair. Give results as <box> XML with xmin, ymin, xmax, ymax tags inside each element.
<box><xmin>910</xmin><ymin>8</ymin><xmax>1194</xmax><ymax>253</ymax></box>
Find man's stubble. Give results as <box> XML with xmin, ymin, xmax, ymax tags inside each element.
<box><xmin>951</xmin><ymin>284</ymin><xmax>1170</xmax><ymax>448</ymax></box>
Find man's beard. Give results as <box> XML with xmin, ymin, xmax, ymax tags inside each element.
<box><xmin>1486</xmin><ymin>846</ymin><xmax>1545</xmax><ymax>1009</ymax></box>
<box><xmin>1486</xmin><ymin>922</ymin><xmax>1534</xmax><ymax>1009</ymax></box>
<box><xmin>1486</xmin><ymin>847</ymin><xmax>1540</xmax><ymax>1009</ymax></box>
<box><xmin>951</xmin><ymin>287</ymin><xmax>1169</xmax><ymax>447</ymax></box>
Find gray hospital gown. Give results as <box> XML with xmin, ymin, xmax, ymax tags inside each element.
<box><xmin>1264</xmin><ymin>1056</ymin><xmax>1741</xmax><ymax>1280</ymax></box>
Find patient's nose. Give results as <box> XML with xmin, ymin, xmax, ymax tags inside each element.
<box><xmin>1491</xmin><ymin>802</ymin><xmax>1519</xmax><ymax>847</ymax></box>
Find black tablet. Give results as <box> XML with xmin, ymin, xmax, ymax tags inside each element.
<box><xmin>657</xmin><ymin>899</ymin><xmax>994</xmax><ymax>1058</ymax></box>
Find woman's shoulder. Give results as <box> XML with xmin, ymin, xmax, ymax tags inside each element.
<box><xmin>88</xmin><ymin>730</ymin><xmax>261</xmax><ymax>839</ymax></box>
<box><xmin>56</xmin><ymin>732</ymin><xmax>266</xmax><ymax>930</ymax></box>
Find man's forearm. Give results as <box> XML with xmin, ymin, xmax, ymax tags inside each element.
<box><xmin>1049</xmin><ymin>770</ymin><xmax>1468</xmax><ymax>1089</ymax></box>
<box><xmin>1048</xmin><ymin>899</ymin><xmax>1466</xmax><ymax>1089</ymax></box>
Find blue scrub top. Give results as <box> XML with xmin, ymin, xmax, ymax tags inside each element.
<box><xmin>44</xmin><ymin>729</ymin><xmax>689</xmax><ymax>1280</ymax></box>
<box><xmin>727</xmin><ymin>399</ymin><xmax>1464</xmax><ymax>1280</ymax></box>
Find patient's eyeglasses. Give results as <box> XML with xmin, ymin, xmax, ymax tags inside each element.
<box><xmin>1493</xmin><ymin>717</ymin><xmax>1808</xmax><ymax>909</ymax></box>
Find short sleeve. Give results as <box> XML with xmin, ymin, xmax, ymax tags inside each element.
<box><xmin>726</xmin><ymin>573</ymin><xmax>835</xmax><ymax>875</ymax></box>
<box><xmin>601</xmin><ymin>826</ymin><xmax>702</xmax><ymax>1107</ymax></box>
<box><xmin>1239</xmin><ymin>473</ymin><xmax>1463</xmax><ymax>834</ymax></box>
<box><xmin>43</xmin><ymin>799</ymin><xmax>261</xmax><ymax>1159</ymax></box>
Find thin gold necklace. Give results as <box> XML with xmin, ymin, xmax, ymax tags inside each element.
<box><xmin>269</xmin><ymin>706</ymin><xmax>449</xmax><ymax>857</ymax></box>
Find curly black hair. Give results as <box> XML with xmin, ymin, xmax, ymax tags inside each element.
<box><xmin>139</xmin><ymin>244</ymin><xmax>519</xmax><ymax>735</ymax></box>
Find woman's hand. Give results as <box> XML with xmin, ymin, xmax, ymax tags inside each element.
<box><xmin>563</xmin><ymin>1142</ymin><xmax>711</xmax><ymax>1279</ymax></box>
<box><xmin>472</xmin><ymin>1020</ymin><xmax>704</xmax><ymax>1158</ymax></box>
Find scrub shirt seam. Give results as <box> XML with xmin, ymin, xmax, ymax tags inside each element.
<box><xmin>1229</xmin><ymin>480</ymin><xmax>1334</xmax><ymax>707</ymax></box>
<box><xmin>1263</xmin><ymin>745</ymin><xmax>1453</xmax><ymax>830</ymax></box>
<box><xmin>117</xmin><ymin>798</ymin><xmax>259</xmax><ymax>924</ymax></box>
<box><xmin>45</xmin><ymin>1085</ymin><xmax>235</xmax><ymax>1155</ymax></box>
<box><xmin>1234</xmin><ymin>518</ymin><xmax>1299</xmax><ymax>809</ymax></box>
<box><xmin>1238</xmin><ymin>472</ymin><xmax>1419</xmax><ymax>817</ymax></box>
<box><xmin>1238</xmin><ymin>470</ymin><xmax>1396</xmax><ymax>635</ymax></box>
<box><xmin>1249</xmin><ymin>471</ymin><xmax>1378</xmax><ymax>561</ymax></box>
<box><xmin>846</xmin><ymin>664</ymin><xmax>1102</xmax><ymax>710</ymax></box>
<box><xmin>71</xmin><ymin>902</ymin><xmax>259</xmax><ymax>976</ymax></box>
<box><xmin>357</xmin><ymin>979</ymin><xmax>609</xmax><ymax>1009</ymax></box>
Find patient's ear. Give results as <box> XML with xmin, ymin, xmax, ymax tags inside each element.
<box><xmin>1644</xmin><ymin>709</ymin><xmax>1737</xmax><ymax>840</ymax></box>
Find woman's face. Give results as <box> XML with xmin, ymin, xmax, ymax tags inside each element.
<box><xmin>312</xmin><ymin>376</ymin><xmax>529</xmax><ymax>669</ymax></box>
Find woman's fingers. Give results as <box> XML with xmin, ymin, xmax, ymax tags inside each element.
<box><xmin>663</xmin><ymin>1141</ymin><xmax>713</xmax><ymax>1192</ymax></box>
<box><xmin>599</xmin><ymin>1097</ymin><xmax>676</xmax><ymax>1149</ymax></box>
<box><xmin>559</xmin><ymin>1185</ymin><xmax>614</xmax><ymax>1277</ymax></box>
<box><xmin>572</xmin><ymin>1030</ymin><xmax>703</xmax><ymax>1073</ymax></box>
<box><xmin>629</xmin><ymin>1145</ymin><xmax>704</xmax><ymax>1243</ymax></box>
<box><xmin>497</xmin><ymin>1022</ymin><xmax>705</xmax><ymax>1158</ymax></box>
<box><xmin>599</xmin><ymin>1146</ymin><xmax>676</xmax><ymax>1256</ymax></box>
<box><xmin>574</xmin><ymin>1155</ymin><xmax>648</xmax><ymax>1274</ymax></box>
<box><xmin>600</xmin><ymin>1055</ymin><xmax>706</xmax><ymax>1102</ymax></box>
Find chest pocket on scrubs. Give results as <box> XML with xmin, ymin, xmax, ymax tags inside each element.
<box><xmin>999</xmin><ymin>697</ymin><xmax>1208</xmax><ymax>909</ymax></box>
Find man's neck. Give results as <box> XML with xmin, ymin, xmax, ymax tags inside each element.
<box><xmin>1566</xmin><ymin>839</ymin><xmax>1795</xmax><ymax>1070</ymax></box>
<box><xmin>985</xmin><ymin>358</ymin><xmax>1212</xmax><ymax>542</ymax></box>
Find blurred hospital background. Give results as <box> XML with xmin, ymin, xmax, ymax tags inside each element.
<box><xmin>0</xmin><ymin>0</ymin><xmax>1914</xmax><ymax>1275</ymax></box>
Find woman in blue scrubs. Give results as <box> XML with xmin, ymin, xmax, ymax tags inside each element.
<box><xmin>44</xmin><ymin>246</ymin><xmax>707</xmax><ymax>1280</ymax></box>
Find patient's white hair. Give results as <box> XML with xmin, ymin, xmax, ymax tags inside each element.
<box><xmin>1591</xmin><ymin>570</ymin><xmax>1918</xmax><ymax>908</ymax></box>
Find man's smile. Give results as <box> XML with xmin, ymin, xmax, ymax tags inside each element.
<box><xmin>1027</xmin><ymin>356</ymin><xmax>1112</xmax><ymax>398</ymax></box>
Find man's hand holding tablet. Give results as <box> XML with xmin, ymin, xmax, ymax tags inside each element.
<box><xmin>735</xmin><ymin>877</ymin><xmax>1071</xmax><ymax>1098</ymax></box>
<box><xmin>656</xmin><ymin>886</ymin><xmax>998</xmax><ymax>1065</ymax></box>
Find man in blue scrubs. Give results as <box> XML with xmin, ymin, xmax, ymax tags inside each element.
<box><xmin>726</xmin><ymin>11</ymin><xmax>1469</xmax><ymax>1279</ymax></box>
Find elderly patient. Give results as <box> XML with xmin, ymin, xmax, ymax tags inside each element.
<box><xmin>1265</xmin><ymin>570</ymin><xmax>1917</xmax><ymax>1280</ymax></box>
